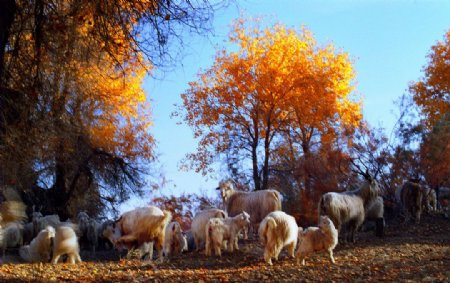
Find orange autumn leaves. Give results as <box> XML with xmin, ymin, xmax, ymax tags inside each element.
<box><xmin>180</xmin><ymin>19</ymin><xmax>362</xmax><ymax>174</ymax></box>
<box><xmin>410</xmin><ymin>30</ymin><xmax>450</xmax><ymax>129</ymax></box>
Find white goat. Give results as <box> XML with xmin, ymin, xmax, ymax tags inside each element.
<box><xmin>106</xmin><ymin>206</ymin><xmax>172</xmax><ymax>263</ymax></box>
<box><xmin>19</xmin><ymin>226</ymin><xmax>55</xmax><ymax>263</ymax></box>
<box><xmin>319</xmin><ymin>176</ymin><xmax>380</xmax><ymax>243</ymax></box>
<box><xmin>205</xmin><ymin>211</ymin><xmax>250</xmax><ymax>256</ymax></box>
<box><xmin>164</xmin><ymin>221</ymin><xmax>188</xmax><ymax>257</ymax></box>
<box><xmin>52</xmin><ymin>226</ymin><xmax>82</xmax><ymax>264</ymax></box>
<box><xmin>217</xmin><ymin>180</ymin><xmax>282</xmax><ymax>237</ymax></box>
<box><xmin>296</xmin><ymin>216</ymin><xmax>338</xmax><ymax>265</ymax></box>
<box><xmin>258</xmin><ymin>211</ymin><xmax>298</xmax><ymax>265</ymax></box>
<box><xmin>191</xmin><ymin>208</ymin><xmax>227</xmax><ymax>251</ymax></box>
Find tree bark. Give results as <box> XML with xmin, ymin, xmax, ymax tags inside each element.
<box><xmin>0</xmin><ymin>0</ymin><xmax>16</xmax><ymax>86</ymax></box>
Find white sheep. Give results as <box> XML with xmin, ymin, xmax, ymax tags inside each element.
<box><xmin>19</xmin><ymin>226</ymin><xmax>55</xmax><ymax>263</ymax></box>
<box><xmin>296</xmin><ymin>216</ymin><xmax>338</xmax><ymax>265</ymax></box>
<box><xmin>164</xmin><ymin>221</ymin><xmax>188</xmax><ymax>257</ymax></box>
<box><xmin>191</xmin><ymin>208</ymin><xmax>227</xmax><ymax>251</ymax></box>
<box><xmin>217</xmin><ymin>180</ymin><xmax>282</xmax><ymax>238</ymax></box>
<box><xmin>52</xmin><ymin>226</ymin><xmax>82</xmax><ymax>264</ymax></box>
<box><xmin>107</xmin><ymin>206</ymin><xmax>172</xmax><ymax>263</ymax></box>
<box><xmin>258</xmin><ymin>211</ymin><xmax>298</xmax><ymax>265</ymax></box>
<box><xmin>205</xmin><ymin>211</ymin><xmax>250</xmax><ymax>256</ymax></box>
<box><xmin>319</xmin><ymin>176</ymin><xmax>380</xmax><ymax>243</ymax></box>
<box><xmin>1</xmin><ymin>222</ymin><xmax>24</xmax><ymax>258</ymax></box>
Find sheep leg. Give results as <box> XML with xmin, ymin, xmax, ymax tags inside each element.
<box><xmin>329</xmin><ymin>249</ymin><xmax>335</xmax><ymax>264</ymax></box>
<box><xmin>205</xmin><ymin>238</ymin><xmax>211</xmax><ymax>256</ymax></box>
<box><xmin>51</xmin><ymin>253</ymin><xmax>61</xmax><ymax>264</ymax></box>
<box><xmin>76</xmin><ymin>253</ymin><xmax>82</xmax><ymax>263</ymax></box>
<box><xmin>287</xmin><ymin>242</ymin><xmax>296</xmax><ymax>258</ymax></box>
<box><xmin>214</xmin><ymin>243</ymin><xmax>221</xmax><ymax>257</ymax></box>
<box><xmin>264</xmin><ymin>249</ymin><xmax>273</xmax><ymax>265</ymax></box>
<box><xmin>194</xmin><ymin>237</ymin><xmax>200</xmax><ymax>252</ymax></box>
<box><xmin>68</xmin><ymin>254</ymin><xmax>76</xmax><ymax>264</ymax></box>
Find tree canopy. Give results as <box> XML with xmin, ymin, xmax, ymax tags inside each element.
<box><xmin>178</xmin><ymin>18</ymin><xmax>362</xmax><ymax>191</ymax></box>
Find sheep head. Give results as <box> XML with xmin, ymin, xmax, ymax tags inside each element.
<box><xmin>217</xmin><ymin>180</ymin><xmax>235</xmax><ymax>203</ymax></box>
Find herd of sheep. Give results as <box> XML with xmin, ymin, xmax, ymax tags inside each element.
<box><xmin>0</xmin><ymin>175</ymin><xmax>446</xmax><ymax>267</ymax></box>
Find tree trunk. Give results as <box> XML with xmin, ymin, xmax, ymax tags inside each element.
<box><xmin>0</xmin><ymin>0</ymin><xmax>16</xmax><ymax>85</ymax></box>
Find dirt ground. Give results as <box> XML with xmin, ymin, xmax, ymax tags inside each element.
<box><xmin>1</xmin><ymin>213</ymin><xmax>449</xmax><ymax>282</ymax></box>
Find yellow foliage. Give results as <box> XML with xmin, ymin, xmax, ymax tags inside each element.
<box><xmin>180</xmin><ymin>17</ymin><xmax>362</xmax><ymax>173</ymax></box>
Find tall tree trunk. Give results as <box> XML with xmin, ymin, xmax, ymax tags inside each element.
<box><xmin>0</xmin><ymin>0</ymin><xmax>16</xmax><ymax>86</ymax></box>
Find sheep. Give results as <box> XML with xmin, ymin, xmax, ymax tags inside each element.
<box><xmin>400</xmin><ymin>180</ymin><xmax>424</xmax><ymax>224</ymax></box>
<box><xmin>77</xmin><ymin>211</ymin><xmax>91</xmax><ymax>249</ymax></box>
<box><xmin>422</xmin><ymin>186</ymin><xmax>437</xmax><ymax>213</ymax></box>
<box><xmin>363</xmin><ymin>196</ymin><xmax>385</xmax><ymax>237</ymax></box>
<box><xmin>32</xmin><ymin>213</ymin><xmax>60</xmax><ymax>237</ymax></box>
<box><xmin>1</xmin><ymin>222</ymin><xmax>24</xmax><ymax>258</ymax></box>
<box><xmin>19</xmin><ymin>226</ymin><xmax>55</xmax><ymax>263</ymax></box>
<box><xmin>164</xmin><ymin>221</ymin><xmax>188</xmax><ymax>257</ymax></box>
<box><xmin>296</xmin><ymin>215</ymin><xmax>338</xmax><ymax>265</ymax></box>
<box><xmin>205</xmin><ymin>211</ymin><xmax>251</xmax><ymax>256</ymax></box>
<box><xmin>319</xmin><ymin>176</ymin><xmax>380</xmax><ymax>243</ymax></box>
<box><xmin>52</xmin><ymin>226</ymin><xmax>82</xmax><ymax>264</ymax></box>
<box><xmin>217</xmin><ymin>180</ymin><xmax>282</xmax><ymax>238</ymax></box>
<box><xmin>258</xmin><ymin>211</ymin><xmax>298</xmax><ymax>265</ymax></box>
<box><xmin>204</xmin><ymin>218</ymin><xmax>225</xmax><ymax>256</ymax></box>
<box><xmin>106</xmin><ymin>206</ymin><xmax>172</xmax><ymax>263</ymax></box>
<box><xmin>191</xmin><ymin>208</ymin><xmax>227</xmax><ymax>251</ymax></box>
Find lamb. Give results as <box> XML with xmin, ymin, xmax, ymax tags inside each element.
<box><xmin>258</xmin><ymin>211</ymin><xmax>298</xmax><ymax>265</ymax></box>
<box><xmin>296</xmin><ymin>216</ymin><xmax>338</xmax><ymax>265</ymax></box>
<box><xmin>191</xmin><ymin>208</ymin><xmax>227</xmax><ymax>251</ymax></box>
<box><xmin>19</xmin><ymin>226</ymin><xmax>55</xmax><ymax>263</ymax></box>
<box><xmin>363</xmin><ymin>196</ymin><xmax>385</xmax><ymax>237</ymax></box>
<box><xmin>52</xmin><ymin>226</ymin><xmax>82</xmax><ymax>264</ymax></box>
<box><xmin>319</xmin><ymin>175</ymin><xmax>380</xmax><ymax>243</ymax></box>
<box><xmin>205</xmin><ymin>211</ymin><xmax>250</xmax><ymax>256</ymax></box>
<box><xmin>164</xmin><ymin>221</ymin><xmax>188</xmax><ymax>257</ymax></box>
<box><xmin>105</xmin><ymin>206</ymin><xmax>172</xmax><ymax>262</ymax></box>
<box><xmin>400</xmin><ymin>180</ymin><xmax>424</xmax><ymax>224</ymax></box>
<box><xmin>1</xmin><ymin>222</ymin><xmax>24</xmax><ymax>258</ymax></box>
<box><xmin>217</xmin><ymin>180</ymin><xmax>282</xmax><ymax>237</ymax></box>
<box><xmin>204</xmin><ymin>218</ymin><xmax>225</xmax><ymax>256</ymax></box>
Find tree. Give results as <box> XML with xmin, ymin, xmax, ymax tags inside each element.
<box><xmin>0</xmin><ymin>0</ymin><xmax>218</xmax><ymax>218</ymax></box>
<box><xmin>178</xmin><ymin>18</ymin><xmax>361</xmax><ymax>191</ymax></box>
<box><xmin>409</xmin><ymin>30</ymin><xmax>450</xmax><ymax>129</ymax></box>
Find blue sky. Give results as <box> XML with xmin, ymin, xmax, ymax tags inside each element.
<box><xmin>120</xmin><ymin>0</ymin><xmax>450</xmax><ymax>211</ymax></box>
